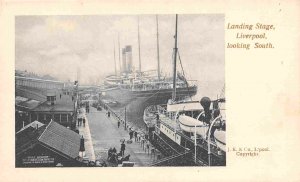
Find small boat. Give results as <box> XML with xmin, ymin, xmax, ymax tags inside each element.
<box><xmin>178</xmin><ymin>115</ymin><xmax>209</xmax><ymax>139</ymax></box>
<box><xmin>214</xmin><ymin>129</ymin><xmax>226</xmax><ymax>152</ymax></box>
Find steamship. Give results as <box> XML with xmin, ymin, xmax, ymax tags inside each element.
<box><xmin>99</xmin><ymin>16</ymin><xmax>197</xmax><ymax>109</ymax></box>
<box><xmin>143</xmin><ymin>15</ymin><xmax>226</xmax><ymax>166</ymax></box>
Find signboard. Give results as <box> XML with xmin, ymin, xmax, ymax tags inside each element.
<box><xmin>22</xmin><ymin>156</ymin><xmax>54</xmax><ymax>164</ymax></box>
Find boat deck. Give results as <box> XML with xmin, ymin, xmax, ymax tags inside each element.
<box><xmin>158</xmin><ymin>113</ymin><xmax>225</xmax><ymax>161</ymax></box>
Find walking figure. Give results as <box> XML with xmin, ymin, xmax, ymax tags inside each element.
<box><xmin>120</xmin><ymin>141</ymin><xmax>126</xmax><ymax>157</ymax></box>
<box><xmin>117</xmin><ymin>120</ymin><xmax>120</xmax><ymax>128</ymax></box>
<box><xmin>141</xmin><ymin>138</ymin><xmax>145</xmax><ymax>149</ymax></box>
<box><xmin>134</xmin><ymin>131</ymin><xmax>138</xmax><ymax>142</ymax></box>
<box><xmin>83</xmin><ymin>118</ymin><xmax>86</xmax><ymax>127</ymax></box>
<box><xmin>129</xmin><ymin>130</ymin><xmax>133</xmax><ymax>140</ymax></box>
<box><xmin>60</xmin><ymin>94</ymin><xmax>62</xmax><ymax>99</ymax></box>
<box><xmin>107</xmin><ymin>147</ymin><xmax>113</xmax><ymax>160</ymax></box>
<box><xmin>146</xmin><ymin>140</ymin><xmax>150</xmax><ymax>154</ymax></box>
<box><xmin>78</xmin><ymin>118</ymin><xmax>82</xmax><ymax>126</ymax></box>
<box><xmin>138</xmin><ymin>134</ymin><xmax>141</xmax><ymax>142</ymax></box>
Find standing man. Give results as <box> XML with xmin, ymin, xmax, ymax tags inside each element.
<box><xmin>134</xmin><ymin>131</ymin><xmax>138</xmax><ymax>142</ymax></box>
<box><xmin>146</xmin><ymin>140</ymin><xmax>150</xmax><ymax>154</ymax></box>
<box><xmin>83</xmin><ymin>117</ymin><xmax>86</xmax><ymax>127</ymax></box>
<box><xmin>129</xmin><ymin>130</ymin><xmax>133</xmax><ymax>140</ymax></box>
<box><xmin>141</xmin><ymin>138</ymin><xmax>145</xmax><ymax>149</ymax></box>
<box><xmin>117</xmin><ymin>120</ymin><xmax>120</xmax><ymax>128</ymax></box>
<box><xmin>120</xmin><ymin>141</ymin><xmax>126</xmax><ymax>157</ymax></box>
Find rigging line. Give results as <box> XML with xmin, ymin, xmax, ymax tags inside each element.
<box><xmin>218</xmin><ymin>84</ymin><xmax>225</xmax><ymax>99</ymax></box>
<box><xmin>140</xmin><ymin>87</ymin><xmax>164</xmax><ymax>104</ymax></box>
<box><xmin>120</xmin><ymin>89</ymin><xmax>164</xmax><ymax>122</ymax></box>
<box><xmin>177</xmin><ymin>50</ymin><xmax>193</xmax><ymax>101</ymax></box>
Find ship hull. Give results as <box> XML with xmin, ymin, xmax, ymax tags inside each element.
<box><xmin>101</xmin><ymin>85</ymin><xmax>197</xmax><ymax>108</ymax></box>
<box><xmin>100</xmin><ymin>86</ymin><xmax>197</xmax><ymax>129</ymax></box>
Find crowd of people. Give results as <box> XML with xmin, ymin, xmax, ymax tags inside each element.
<box><xmin>77</xmin><ymin>108</ymin><xmax>86</xmax><ymax>127</ymax></box>
<box><xmin>107</xmin><ymin>146</ymin><xmax>131</xmax><ymax>165</ymax></box>
<box><xmin>94</xmin><ymin>103</ymin><xmax>157</xmax><ymax>166</ymax></box>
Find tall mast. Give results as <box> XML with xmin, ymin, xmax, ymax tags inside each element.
<box><xmin>114</xmin><ymin>42</ymin><xmax>117</xmax><ymax>75</ymax></box>
<box><xmin>118</xmin><ymin>34</ymin><xmax>121</xmax><ymax>75</ymax></box>
<box><xmin>156</xmin><ymin>15</ymin><xmax>161</xmax><ymax>81</ymax></box>
<box><xmin>172</xmin><ymin>14</ymin><xmax>178</xmax><ymax>102</ymax></box>
<box><xmin>138</xmin><ymin>16</ymin><xmax>141</xmax><ymax>73</ymax></box>
<box><xmin>77</xmin><ymin>67</ymin><xmax>80</xmax><ymax>84</ymax></box>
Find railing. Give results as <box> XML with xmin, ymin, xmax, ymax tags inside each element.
<box><xmin>150</xmin><ymin>151</ymin><xmax>192</xmax><ymax>166</ymax></box>
<box><xmin>99</xmin><ymin>100</ymin><xmax>123</xmax><ymax>124</ymax></box>
<box><xmin>119</xmin><ymin>80</ymin><xmax>197</xmax><ymax>92</ymax></box>
<box><xmin>154</xmin><ymin>104</ymin><xmax>225</xmax><ymax>162</ymax></box>
<box><xmin>150</xmin><ymin>133</ymin><xmax>208</xmax><ymax>166</ymax></box>
<box><xmin>98</xmin><ymin>99</ymin><xmax>146</xmax><ymax>136</ymax></box>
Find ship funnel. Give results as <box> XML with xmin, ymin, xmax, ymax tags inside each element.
<box><xmin>200</xmin><ymin>97</ymin><xmax>211</xmax><ymax>124</ymax></box>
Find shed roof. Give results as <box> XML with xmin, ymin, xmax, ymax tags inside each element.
<box><xmin>38</xmin><ymin>121</ymin><xmax>80</xmax><ymax>158</ymax></box>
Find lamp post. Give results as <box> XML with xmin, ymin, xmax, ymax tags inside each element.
<box><xmin>207</xmin><ymin>115</ymin><xmax>221</xmax><ymax>166</ymax></box>
<box><xmin>194</xmin><ymin>124</ymin><xmax>197</xmax><ymax>164</ymax></box>
<box><xmin>73</xmin><ymin>81</ymin><xmax>79</xmax><ymax>130</ymax></box>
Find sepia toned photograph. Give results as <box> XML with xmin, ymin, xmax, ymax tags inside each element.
<box><xmin>15</xmin><ymin>14</ymin><xmax>225</xmax><ymax>167</ymax></box>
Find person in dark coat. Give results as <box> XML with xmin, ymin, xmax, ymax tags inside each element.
<box><xmin>130</xmin><ymin>131</ymin><xmax>134</xmax><ymax>140</ymax></box>
<box><xmin>83</xmin><ymin>118</ymin><xmax>86</xmax><ymax>127</ymax></box>
<box><xmin>120</xmin><ymin>141</ymin><xmax>126</xmax><ymax>157</ymax></box>
<box><xmin>107</xmin><ymin>147</ymin><xmax>113</xmax><ymax>160</ymax></box>
<box><xmin>146</xmin><ymin>140</ymin><xmax>150</xmax><ymax>154</ymax></box>
<box><xmin>117</xmin><ymin>120</ymin><xmax>120</xmax><ymax>128</ymax></box>
<box><xmin>145</xmin><ymin>133</ymin><xmax>149</xmax><ymax>140</ymax></box>
<box><xmin>112</xmin><ymin>147</ymin><xmax>117</xmax><ymax>154</ymax></box>
<box><xmin>109</xmin><ymin>152</ymin><xmax>118</xmax><ymax>164</ymax></box>
<box><xmin>134</xmin><ymin>131</ymin><xmax>138</xmax><ymax>142</ymax></box>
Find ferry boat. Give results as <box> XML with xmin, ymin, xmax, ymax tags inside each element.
<box><xmin>144</xmin><ymin>97</ymin><xmax>226</xmax><ymax>166</ymax></box>
<box><xmin>143</xmin><ymin>15</ymin><xmax>226</xmax><ymax>166</ymax></box>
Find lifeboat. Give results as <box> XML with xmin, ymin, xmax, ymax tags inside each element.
<box><xmin>178</xmin><ymin>115</ymin><xmax>209</xmax><ymax>138</ymax></box>
<box><xmin>214</xmin><ymin>129</ymin><xmax>226</xmax><ymax>152</ymax></box>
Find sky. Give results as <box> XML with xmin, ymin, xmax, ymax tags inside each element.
<box><xmin>15</xmin><ymin>14</ymin><xmax>224</xmax><ymax>99</ymax></box>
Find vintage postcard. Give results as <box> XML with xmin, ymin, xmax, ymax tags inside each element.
<box><xmin>0</xmin><ymin>0</ymin><xmax>299</xmax><ymax>181</ymax></box>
